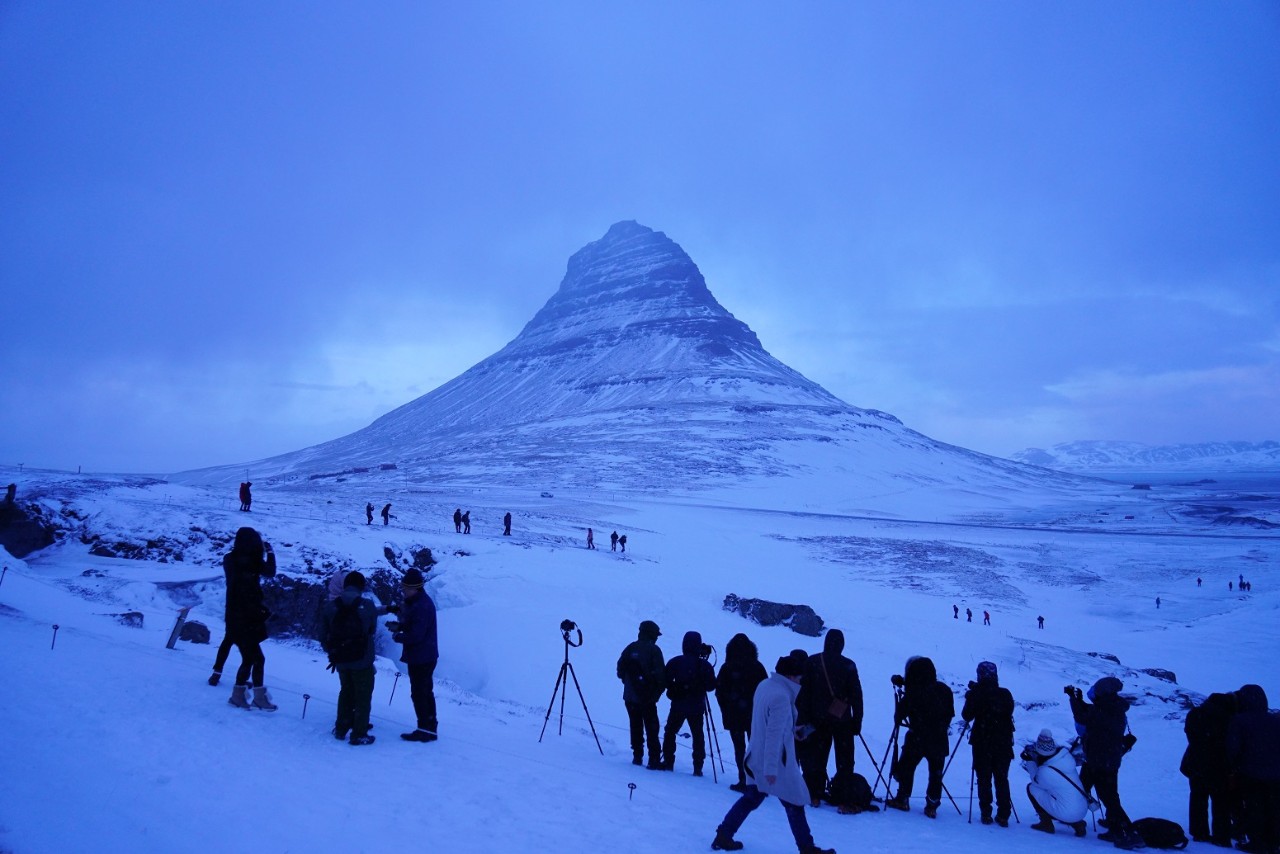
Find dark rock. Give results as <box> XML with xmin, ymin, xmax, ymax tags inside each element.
<box><xmin>179</xmin><ymin>620</ymin><xmax>211</xmax><ymax>644</ymax></box>
<box><xmin>722</xmin><ymin>594</ymin><xmax>824</xmax><ymax>637</ymax></box>
<box><xmin>262</xmin><ymin>574</ymin><xmax>328</xmax><ymax>641</ymax></box>
<box><xmin>1087</xmin><ymin>652</ymin><xmax>1122</xmax><ymax>664</ymax></box>
<box><xmin>0</xmin><ymin>501</ymin><xmax>57</xmax><ymax>558</ymax></box>
<box><xmin>113</xmin><ymin>611</ymin><xmax>145</xmax><ymax>628</ymax></box>
<box><xmin>1139</xmin><ymin>667</ymin><xmax>1177</xmax><ymax>683</ymax></box>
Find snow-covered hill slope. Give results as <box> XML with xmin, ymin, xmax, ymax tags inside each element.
<box><xmin>1011</xmin><ymin>440</ymin><xmax>1280</xmax><ymax>473</ymax></box>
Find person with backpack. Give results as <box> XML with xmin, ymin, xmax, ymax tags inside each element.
<box><xmin>1181</xmin><ymin>691</ymin><xmax>1238</xmax><ymax>845</ymax></box>
<box><xmin>223</xmin><ymin>526</ymin><xmax>277</xmax><ymax>711</ymax></box>
<box><xmin>320</xmin><ymin>571</ymin><xmax>381</xmax><ymax>745</ymax></box>
<box><xmin>1070</xmin><ymin>676</ymin><xmax>1139</xmax><ymax>847</ymax></box>
<box><xmin>386</xmin><ymin>568</ymin><xmax>439</xmax><ymax>742</ymax></box>
<box><xmin>710</xmin><ymin>650</ymin><xmax>835</xmax><ymax>854</ymax></box>
<box><xmin>717</xmin><ymin>633</ymin><xmax>768</xmax><ymax>792</ymax></box>
<box><xmin>962</xmin><ymin>661</ymin><xmax>1016</xmax><ymax>826</ymax></box>
<box><xmin>616</xmin><ymin>620</ymin><xmax>666</xmax><ymax>769</ymax></box>
<box><xmin>660</xmin><ymin>631</ymin><xmax>717</xmax><ymax>775</ymax></box>
<box><xmin>619</xmin><ymin>533</ymin><xmax>627</xmax><ymax>552</ymax></box>
<box><xmin>1021</xmin><ymin>728</ymin><xmax>1090</xmax><ymax>836</ymax></box>
<box><xmin>886</xmin><ymin>656</ymin><xmax>954</xmax><ymax>818</ymax></box>
<box><xmin>797</xmin><ymin>628</ymin><xmax>864</xmax><ymax>808</ymax></box>
<box><xmin>1227</xmin><ymin>684</ymin><xmax>1280</xmax><ymax>854</ymax></box>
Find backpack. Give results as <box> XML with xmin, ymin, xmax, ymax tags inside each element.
<box><xmin>825</xmin><ymin>771</ymin><xmax>877</xmax><ymax>813</ymax></box>
<box><xmin>1131</xmin><ymin>818</ymin><xmax>1188</xmax><ymax>850</ymax></box>
<box><xmin>326</xmin><ymin>599</ymin><xmax>368</xmax><ymax>664</ymax></box>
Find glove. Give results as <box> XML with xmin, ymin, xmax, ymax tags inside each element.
<box><xmin>385</xmin><ymin>620</ymin><xmax>402</xmax><ymax>632</ymax></box>
<box><xmin>385</xmin><ymin>604</ymin><xmax>401</xmax><ymax>615</ymax></box>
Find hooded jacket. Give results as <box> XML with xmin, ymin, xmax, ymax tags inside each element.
<box><xmin>962</xmin><ymin>664</ymin><xmax>1015</xmax><ymax>760</ymax></box>
<box><xmin>664</xmin><ymin>631</ymin><xmax>717</xmax><ymax>717</ymax></box>
<box><xmin>716</xmin><ymin>633</ymin><xmax>768</xmax><ymax>732</ymax></box>
<box><xmin>1227</xmin><ymin>684</ymin><xmax>1280</xmax><ymax>781</ymax></box>
<box><xmin>1181</xmin><ymin>692</ymin><xmax>1236</xmax><ymax>781</ymax></box>
<box><xmin>617</xmin><ymin>623</ymin><xmax>666</xmax><ymax>704</ymax></box>
<box><xmin>222</xmin><ymin>527</ymin><xmax>276</xmax><ymax>644</ymax></box>
<box><xmin>898</xmin><ymin>656</ymin><xmax>955</xmax><ymax>759</ymax></box>
<box><xmin>1022</xmin><ymin>743</ymin><xmax>1090</xmax><ymax>822</ymax></box>
<box><xmin>393</xmin><ymin>587</ymin><xmax>438</xmax><ymax>665</ymax></box>
<box><xmin>744</xmin><ymin>671</ymin><xmax>810</xmax><ymax>806</ymax></box>
<box><xmin>797</xmin><ymin>629</ymin><xmax>864</xmax><ymax>733</ymax></box>
<box><xmin>1069</xmin><ymin>676</ymin><xmax>1130</xmax><ymax>773</ymax></box>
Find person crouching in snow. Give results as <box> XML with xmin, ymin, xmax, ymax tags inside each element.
<box><xmin>1022</xmin><ymin>728</ymin><xmax>1091</xmax><ymax>836</ymax></box>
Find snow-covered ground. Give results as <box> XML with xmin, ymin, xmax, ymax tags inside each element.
<box><xmin>1</xmin><ymin>467</ymin><xmax>1275</xmax><ymax>853</ymax></box>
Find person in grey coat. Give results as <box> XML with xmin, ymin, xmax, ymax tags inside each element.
<box><xmin>711</xmin><ymin>650</ymin><xmax>835</xmax><ymax>853</ymax></box>
<box><xmin>320</xmin><ymin>571</ymin><xmax>382</xmax><ymax>745</ymax></box>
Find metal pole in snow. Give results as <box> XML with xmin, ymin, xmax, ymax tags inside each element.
<box><xmin>302</xmin><ymin>694</ymin><xmax>311</xmax><ymax>719</ymax></box>
<box><xmin>51</xmin><ymin>624</ymin><xmax>59</xmax><ymax>649</ymax></box>
<box><xmin>389</xmin><ymin>671</ymin><xmax>401</xmax><ymax>705</ymax></box>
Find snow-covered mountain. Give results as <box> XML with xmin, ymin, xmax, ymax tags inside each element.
<box><xmin>1011</xmin><ymin>440</ymin><xmax>1280</xmax><ymax>473</ymax></box>
<box><xmin>176</xmin><ymin>222</ymin><xmax>1089</xmax><ymax>511</ymax></box>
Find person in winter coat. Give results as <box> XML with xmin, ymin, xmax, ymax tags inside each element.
<box><xmin>1069</xmin><ymin>676</ymin><xmax>1137</xmax><ymax>845</ymax></box>
<box><xmin>961</xmin><ymin>661</ymin><xmax>1016</xmax><ymax>826</ymax></box>
<box><xmin>661</xmin><ymin>631</ymin><xmax>718</xmax><ymax>774</ymax></box>
<box><xmin>1181</xmin><ymin>691</ymin><xmax>1238</xmax><ymax>844</ymax></box>
<box><xmin>616</xmin><ymin>620</ymin><xmax>666</xmax><ymax>769</ymax></box>
<box><xmin>586</xmin><ymin>528</ymin><xmax>595</xmax><ymax>550</ymax></box>
<box><xmin>462</xmin><ymin>510</ymin><xmax>471</xmax><ymax>534</ymax></box>
<box><xmin>386</xmin><ymin>567</ymin><xmax>439</xmax><ymax>742</ymax></box>
<box><xmin>320</xmin><ymin>571</ymin><xmax>381</xmax><ymax>745</ymax></box>
<box><xmin>223</xmin><ymin>527</ymin><xmax>277</xmax><ymax>711</ymax></box>
<box><xmin>886</xmin><ymin>655</ymin><xmax>955</xmax><ymax>818</ymax></box>
<box><xmin>238</xmin><ymin>482</ymin><xmax>252</xmax><ymax>512</ymax></box>
<box><xmin>797</xmin><ymin>628</ymin><xmax>864</xmax><ymax>807</ymax></box>
<box><xmin>503</xmin><ymin>512</ymin><xmax>512</xmax><ymax>536</ymax></box>
<box><xmin>381</xmin><ymin>503</ymin><xmax>392</xmax><ymax>526</ymax></box>
<box><xmin>619</xmin><ymin>534</ymin><xmax>627</xmax><ymax>552</ymax></box>
<box><xmin>711</xmin><ymin>650</ymin><xmax>834</xmax><ymax>854</ymax></box>
<box><xmin>1227</xmin><ymin>684</ymin><xmax>1280</xmax><ymax>853</ymax></box>
<box><xmin>610</xmin><ymin>530</ymin><xmax>619</xmax><ymax>551</ymax></box>
<box><xmin>365</xmin><ymin>503</ymin><xmax>374</xmax><ymax>525</ymax></box>
<box><xmin>1021</xmin><ymin>728</ymin><xmax>1089</xmax><ymax>835</ymax></box>
<box><xmin>453</xmin><ymin>508</ymin><xmax>462</xmax><ymax>533</ymax></box>
<box><xmin>717</xmin><ymin>633</ymin><xmax>769</xmax><ymax>792</ymax></box>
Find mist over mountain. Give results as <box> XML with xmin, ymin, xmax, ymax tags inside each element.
<box><xmin>1011</xmin><ymin>440</ymin><xmax>1280</xmax><ymax>473</ymax></box>
<box><xmin>177</xmin><ymin>222</ymin><xmax>1089</xmax><ymax>507</ymax></box>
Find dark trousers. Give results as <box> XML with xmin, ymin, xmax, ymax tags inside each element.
<box><xmin>336</xmin><ymin>666</ymin><xmax>375</xmax><ymax>738</ymax></box>
<box><xmin>729</xmin><ymin>728</ymin><xmax>749</xmax><ymax>783</ymax></box>
<box><xmin>718</xmin><ymin>785</ymin><xmax>814</xmax><ymax>849</ymax></box>
<box><xmin>973</xmin><ymin>751</ymin><xmax>1012</xmax><ymax>820</ymax></box>
<box><xmin>212</xmin><ymin>635</ymin><xmax>234</xmax><ymax>673</ymax></box>
<box><xmin>1091</xmin><ymin>767</ymin><xmax>1130</xmax><ymax>830</ymax></box>
<box><xmin>625</xmin><ymin>700</ymin><xmax>660</xmax><ymax>763</ymax></box>
<box><xmin>408</xmin><ymin>660</ymin><xmax>438</xmax><ymax>733</ymax></box>
<box><xmin>1238</xmin><ymin>776</ymin><xmax>1280</xmax><ymax>851</ymax></box>
<box><xmin>895</xmin><ymin>743</ymin><xmax>945</xmax><ymax>804</ymax></box>
<box><xmin>1188</xmin><ymin>774</ymin><xmax>1233</xmax><ymax>842</ymax></box>
<box><xmin>662</xmin><ymin>709</ymin><xmax>705</xmax><ymax>771</ymax></box>
<box><xmin>233</xmin><ymin>640</ymin><xmax>265</xmax><ymax>687</ymax></box>
<box><xmin>801</xmin><ymin>724</ymin><xmax>856</xmax><ymax>802</ymax></box>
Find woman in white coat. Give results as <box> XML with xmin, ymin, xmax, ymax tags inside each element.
<box><xmin>712</xmin><ymin>650</ymin><xmax>835</xmax><ymax>854</ymax></box>
<box><xmin>1021</xmin><ymin>728</ymin><xmax>1091</xmax><ymax>836</ymax></box>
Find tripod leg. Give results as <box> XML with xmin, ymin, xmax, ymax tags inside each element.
<box><xmin>968</xmin><ymin>766</ymin><xmax>975</xmax><ymax>823</ymax></box>
<box><xmin>858</xmin><ymin>733</ymin><xmax>891</xmax><ymax>801</ymax></box>
<box><xmin>564</xmin><ymin>662</ymin><xmax>604</xmax><ymax>755</ymax></box>
<box><xmin>872</xmin><ymin>726</ymin><xmax>898</xmax><ymax>801</ymax></box>
<box><xmin>539</xmin><ymin>664</ymin><xmax>568</xmax><ymax>743</ymax></box>
<box><xmin>941</xmin><ymin>720</ymin><xmax>969</xmax><ymax>780</ymax></box>
<box><xmin>941</xmin><ymin>781</ymin><xmax>962</xmax><ymax>816</ymax></box>
<box><xmin>704</xmin><ymin>696</ymin><xmax>726</xmax><ymax>776</ymax></box>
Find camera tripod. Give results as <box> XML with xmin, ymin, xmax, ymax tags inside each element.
<box><xmin>539</xmin><ymin>622</ymin><xmax>603</xmax><ymax>754</ymax></box>
<box><xmin>876</xmin><ymin>683</ymin><xmax>962</xmax><ymax>815</ymax></box>
<box><xmin>702</xmin><ymin>693</ymin><xmax>728</xmax><ymax>782</ymax></box>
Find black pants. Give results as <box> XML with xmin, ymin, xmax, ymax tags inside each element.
<box><xmin>1238</xmin><ymin>776</ymin><xmax>1280</xmax><ymax>851</ymax></box>
<box><xmin>212</xmin><ymin>635</ymin><xmax>234</xmax><ymax>673</ymax></box>
<box><xmin>408</xmin><ymin>660</ymin><xmax>438</xmax><ymax>733</ymax></box>
<box><xmin>233</xmin><ymin>640</ymin><xmax>265</xmax><ymax>687</ymax></box>
<box><xmin>895</xmin><ymin>742</ymin><xmax>945</xmax><ymax>804</ymax></box>
<box><xmin>336</xmin><ymin>666</ymin><xmax>375</xmax><ymax>738</ymax></box>
<box><xmin>973</xmin><ymin>751</ymin><xmax>1012</xmax><ymax>820</ymax></box>
<box><xmin>1188</xmin><ymin>774</ymin><xmax>1233</xmax><ymax>842</ymax></box>
<box><xmin>729</xmin><ymin>728</ymin><xmax>749</xmax><ymax>783</ymax></box>
<box><xmin>625</xmin><ymin>700</ymin><xmax>660</xmax><ymax>763</ymax></box>
<box><xmin>1090</xmin><ymin>767</ymin><xmax>1130</xmax><ymax>830</ymax></box>
<box><xmin>662</xmin><ymin>709</ymin><xmax>705</xmax><ymax>771</ymax></box>
<box><xmin>801</xmin><ymin>724</ymin><xmax>856</xmax><ymax>802</ymax></box>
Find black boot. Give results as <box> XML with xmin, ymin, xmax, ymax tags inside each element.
<box><xmin>710</xmin><ymin>828</ymin><xmax>743</xmax><ymax>851</ymax></box>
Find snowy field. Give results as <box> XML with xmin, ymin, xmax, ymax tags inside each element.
<box><xmin>0</xmin><ymin>467</ymin><xmax>1276</xmax><ymax>853</ymax></box>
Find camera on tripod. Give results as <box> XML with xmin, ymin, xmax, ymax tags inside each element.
<box><xmin>560</xmin><ymin>619</ymin><xmax>577</xmax><ymax>633</ymax></box>
<box><xmin>890</xmin><ymin>673</ymin><xmax>905</xmax><ymax>688</ymax></box>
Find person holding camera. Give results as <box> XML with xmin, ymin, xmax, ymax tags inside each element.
<box><xmin>1021</xmin><ymin>728</ymin><xmax>1090</xmax><ymax>836</ymax></box>
<box><xmin>1069</xmin><ymin>677</ymin><xmax>1138</xmax><ymax>846</ymax></box>
<box><xmin>660</xmin><ymin>631</ymin><xmax>717</xmax><ymax>775</ymax></box>
<box><xmin>223</xmin><ymin>526</ymin><xmax>278</xmax><ymax>711</ymax></box>
<box><xmin>716</xmin><ymin>633</ymin><xmax>769</xmax><ymax>792</ymax></box>
<box><xmin>617</xmin><ymin>620</ymin><xmax>666</xmax><ymax>768</ymax></box>
<box><xmin>886</xmin><ymin>656</ymin><xmax>954</xmax><ymax>818</ymax></box>
<box><xmin>320</xmin><ymin>571</ymin><xmax>382</xmax><ymax>745</ymax></box>
<box><xmin>797</xmin><ymin>628</ymin><xmax>864</xmax><ymax>808</ymax></box>
<box><xmin>711</xmin><ymin>650</ymin><xmax>835</xmax><ymax>854</ymax></box>
<box><xmin>386</xmin><ymin>567</ymin><xmax>439</xmax><ymax>742</ymax></box>
<box><xmin>961</xmin><ymin>661</ymin><xmax>1016</xmax><ymax>826</ymax></box>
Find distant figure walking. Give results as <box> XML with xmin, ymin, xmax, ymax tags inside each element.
<box><xmin>238</xmin><ymin>482</ymin><xmax>253</xmax><ymax>512</ymax></box>
<box><xmin>619</xmin><ymin>534</ymin><xmax>627</xmax><ymax>553</ymax></box>
<box><xmin>381</xmin><ymin>503</ymin><xmax>391</xmax><ymax>526</ymax></box>
<box><xmin>1196</xmin><ymin>577</ymin><xmax>1202</xmax><ymax>588</ymax></box>
<box><xmin>1037</xmin><ymin>615</ymin><xmax>1045</xmax><ymax>630</ymax></box>
<box><xmin>462</xmin><ymin>511</ymin><xmax>471</xmax><ymax>534</ymax></box>
<box><xmin>953</xmin><ymin>604</ymin><xmax>959</xmax><ymax>620</ymax></box>
<box><xmin>365</xmin><ymin>503</ymin><xmax>374</xmax><ymax>525</ymax></box>
<box><xmin>587</xmin><ymin>528</ymin><xmax>596</xmax><ymax>550</ymax></box>
<box><xmin>1156</xmin><ymin>597</ymin><xmax>1161</xmax><ymax>609</ymax></box>
<box><xmin>453</xmin><ymin>508</ymin><xmax>462</xmax><ymax>533</ymax></box>
<box><xmin>983</xmin><ymin>610</ymin><xmax>991</xmax><ymax>626</ymax></box>
<box><xmin>611</xmin><ymin>531</ymin><xmax>619</xmax><ymax>552</ymax></box>
<box><xmin>966</xmin><ymin>608</ymin><xmax>973</xmax><ymax>623</ymax></box>
<box><xmin>503</xmin><ymin>512</ymin><xmax>512</xmax><ymax>536</ymax></box>
<box><xmin>1229</xmin><ymin>582</ymin><xmax>1233</xmax><ymax>592</ymax></box>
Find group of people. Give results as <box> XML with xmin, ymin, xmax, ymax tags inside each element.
<box><xmin>210</xmin><ymin>526</ymin><xmax>441</xmax><ymax>747</ymax></box>
<box><xmin>616</xmin><ymin>621</ymin><xmax>1279</xmax><ymax>854</ymax></box>
<box><xmin>952</xmin><ymin>605</ymin><xmax>992</xmax><ymax>625</ymax></box>
<box><xmin>364</xmin><ymin>502</ymin><xmax>392</xmax><ymax>525</ymax></box>
<box><xmin>584</xmin><ymin>528</ymin><xmax>628</xmax><ymax>551</ymax></box>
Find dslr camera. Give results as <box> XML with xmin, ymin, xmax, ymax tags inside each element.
<box><xmin>560</xmin><ymin>619</ymin><xmax>577</xmax><ymax>633</ymax></box>
<box><xmin>890</xmin><ymin>674</ymin><xmax>905</xmax><ymax>688</ymax></box>
<box><xmin>1063</xmin><ymin>685</ymin><xmax>1083</xmax><ymax>700</ymax></box>
<box><xmin>698</xmin><ymin>643</ymin><xmax>713</xmax><ymax>660</ymax></box>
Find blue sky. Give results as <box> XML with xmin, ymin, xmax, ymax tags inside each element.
<box><xmin>2</xmin><ymin>1</ymin><xmax>1277</xmax><ymax>473</ymax></box>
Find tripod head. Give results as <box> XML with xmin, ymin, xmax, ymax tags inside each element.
<box><xmin>560</xmin><ymin>618</ymin><xmax>583</xmax><ymax>648</ymax></box>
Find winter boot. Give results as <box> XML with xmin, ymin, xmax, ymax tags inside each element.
<box><xmin>981</xmin><ymin>814</ymin><xmax>994</xmax><ymax>825</ymax></box>
<box><xmin>710</xmin><ymin>827</ymin><xmax>744</xmax><ymax>851</ymax></box>
<box><xmin>923</xmin><ymin>799</ymin><xmax>939</xmax><ymax>819</ymax></box>
<box><xmin>729</xmin><ymin>781</ymin><xmax>748</xmax><ymax>793</ymax></box>
<box><xmin>1031</xmin><ymin>820</ymin><xmax>1055</xmax><ymax>834</ymax></box>
<box><xmin>995</xmin><ymin>816</ymin><xmax>1009</xmax><ymax>828</ymax></box>
<box><xmin>1113</xmin><ymin>828</ymin><xmax>1147</xmax><ymax>850</ymax></box>
<box><xmin>250</xmin><ymin>686</ymin><xmax>278</xmax><ymax>711</ymax></box>
<box><xmin>400</xmin><ymin>729</ymin><xmax>436</xmax><ymax>742</ymax></box>
<box><xmin>885</xmin><ymin>794</ymin><xmax>910</xmax><ymax>812</ymax></box>
<box><xmin>349</xmin><ymin>734</ymin><xmax>376</xmax><ymax>746</ymax></box>
<box><xmin>1072</xmin><ymin>821</ymin><xmax>1088</xmax><ymax>837</ymax></box>
<box><xmin>801</xmin><ymin>847</ymin><xmax>836</xmax><ymax>854</ymax></box>
<box><xmin>208</xmin><ymin>670</ymin><xmax>222</xmax><ymax>687</ymax></box>
<box><xmin>228</xmin><ymin>684</ymin><xmax>252</xmax><ymax>709</ymax></box>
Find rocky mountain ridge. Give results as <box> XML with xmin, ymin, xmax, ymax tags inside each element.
<box><xmin>1011</xmin><ymin>440</ymin><xmax>1280</xmax><ymax>473</ymax></box>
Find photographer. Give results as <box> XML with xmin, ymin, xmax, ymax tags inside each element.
<box><xmin>617</xmin><ymin>620</ymin><xmax>666</xmax><ymax>769</ymax></box>
<box><xmin>386</xmin><ymin>567</ymin><xmax>439</xmax><ymax>742</ymax></box>
<box><xmin>961</xmin><ymin>661</ymin><xmax>1015</xmax><ymax>826</ymax></box>
<box><xmin>717</xmin><ymin>633</ymin><xmax>768</xmax><ymax>792</ymax></box>
<box><xmin>660</xmin><ymin>631</ymin><xmax>717</xmax><ymax>775</ymax></box>
<box><xmin>320</xmin><ymin>571</ymin><xmax>382</xmax><ymax>745</ymax></box>
<box><xmin>886</xmin><ymin>656</ymin><xmax>954</xmax><ymax>818</ymax></box>
<box><xmin>1020</xmin><ymin>728</ymin><xmax>1089</xmax><ymax>836</ymax></box>
<box><xmin>797</xmin><ymin>628</ymin><xmax>864</xmax><ymax>807</ymax></box>
<box><xmin>1069</xmin><ymin>677</ymin><xmax>1137</xmax><ymax>846</ymax></box>
<box><xmin>222</xmin><ymin>526</ymin><xmax>278</xmax><ymax>711</ymax></box>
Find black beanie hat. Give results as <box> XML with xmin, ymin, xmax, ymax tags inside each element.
<box><xmin>343</xmin><ymin>570</ymin><xmax>366</xmax><ymax>590</ymax></box>
<box><xmin>776</xmin><ymin>649</ymin><xmax>808</xmax><ymax>677</ymax></box>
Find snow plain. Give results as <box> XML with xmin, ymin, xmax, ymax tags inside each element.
<box><xmin>0</xmin><ymin>467</ymin><xmax>1276</xmax><ymax>854</ymax></box>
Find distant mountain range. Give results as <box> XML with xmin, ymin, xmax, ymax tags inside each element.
<box><xmin>1010</xmin><ymin>440</ymin><xmax>1280</xmax><ymax>473</ymax></box>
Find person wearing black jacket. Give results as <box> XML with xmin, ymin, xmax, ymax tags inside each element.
<box><xmin>223</xmin><ymin>526</ymin><xmax>277</xmax><ymax>711</ymax></box>
<box><xmin>716</xmin><ymin>633</ymin><xmax>768</xmax><ymax>792</ymax></box>
<box><xmin>387</xmin><ymin>567</ymin><xmax>439</xmax><ymax>742</ymax></box>
<box><xmin>797</xmin><ymin>629</ymin><xmax>864</xmax><ymax>807</ymax></box>
<box><xmin>1181</xmin><ymin>691</ymin><xmax>1238</xmax><ymax>845</ymax></box>
<box><xmin>886</xmin><ymin>656</ymin><xmax>954</xmax><ymax>818</ymax></box>
<box><xmin>661</xmin><ymin>630</ymin><xmax>718</xmax><ymax>775</ymax></box>
<box><xmin>961</xmin><ymin>661</ymin><xmax>1015</xmax><ymax>826</ymax></box>
<box><xmin>617</xmin><ymin>620</ymin><xmax>666</xmax><ymax>769</ymax></box>
<box><xmin>1227</xmin><ymin>684</ymin><xmax>1280</xmax><ymax>854</ymax></box>
<box><xmin>1070</xmin><ymin>676</ymin><xmax>1137</xmax><ymax>846</ymax></box>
